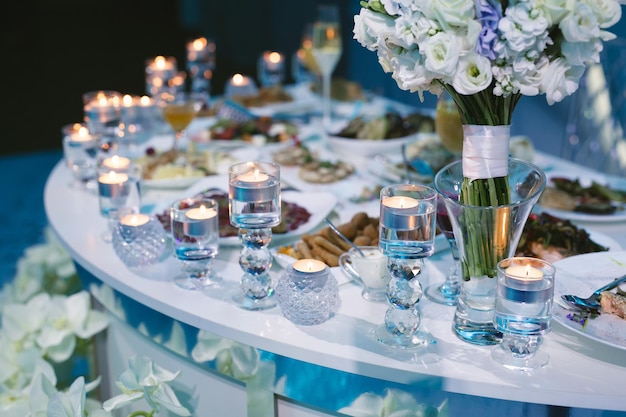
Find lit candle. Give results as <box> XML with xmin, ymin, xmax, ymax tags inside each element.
<box><xmin>505</xmin><ymin>264</ymin><xmax>544</xmax><ymax>281</ymax></box>
<box><xmin>69</xmin><ymin>126</ymin><xmax>93</xmax><ymax>142</ymax></box>
<box><xmin>263</xmin><ymin>51</ymin><xmax>283</xmax><ymax>71</ymax></box>
<box><xmin>101</xmin><ymin>155</ymin><xmax>131</xmax><ymax>171</ymax></box>
<box><xmin>237</xmin><ymin>170</ymin><xmax>269</xmax><ymax>183</ymax></box>
<box><xmin>380</xmin><ymin>195</ymin><xmax>420</xmax><ymax>229</ymax></box>
<box><xmin>186</xmin><ymin>205</ymin><xmax>218</xmax><ymax>220</ymax></box>
<box><xmin>232</xmin><ymin>73</ymin><xmax>248</xmax><ymax>87</ymax></box>
<box><xmin>120</xmin><ymin>213</ymin><xmax>150</xmax><ymax>227</ymax></box>
<box><xmin>187</xmin><ymin>37</ymin><xmax>208</xmax><ymax>62</ymax></box>
<box><xmin>183</xmin><ymin>205</ymin><xmax>218</xmax><ymax>237</ymax></box>
<box><xmin>97</xmin><ymin>171</ymin><xmax>129</xmax><ymax>198</ymax></box>
<box><xmin>293</xmin><ymin>259</ymin><xmax>327</xmax><ymax>273</ymax></box>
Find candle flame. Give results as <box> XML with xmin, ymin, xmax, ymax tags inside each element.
<box><xmin>326</xmin><ymin>27</ymin><xmax>336</xmax><ymax>40</ymax></box>
<box><xmin>122</xmin><ymin>94</ymin><xmax>134</xmax><ymax>107</ymax></box>
<box><xmin>232</xmin><ymin>73</ymin><xmax>244</xmax><ymax>85</ymax></box>
<box><xmin>155</xmin><ymin>56</ymin><xmax>167</xmax><ymax>69</ymax></box>
<box><xmin>192</xmin><ymin>37</ymin><xmax>207</xmax><ymax>50</ymax></box>
<box><xmin>77</xmin><ymin>127</ymin><xmax>89</xmax><ymax>137</ymax></box>
<box><xmin>139</xmin><ymin>96</ymin><xmax>152</xmax><ymax>106</ymax></box>
<box><xmin>268</xmin><ymin>51</ymin><xmax>282</xmax><ymax>64</ymax></box>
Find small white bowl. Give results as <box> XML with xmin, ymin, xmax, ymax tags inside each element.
<box><xmin>326</xmin><ymin>132</ymin><xmax>421</xmax><ymax>157</ymax></box>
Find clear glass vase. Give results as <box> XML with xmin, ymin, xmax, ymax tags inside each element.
<box><xmin>434</xmin><ymin>158</ymin><xmax>546</xmax><ymax>345</ymax></box>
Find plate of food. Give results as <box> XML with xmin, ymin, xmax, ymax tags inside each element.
<box><xmin>537</xmin><ymin>171</ymin><xmax>626</xmax><ymax>222</ymax></box>
<box><xmin>553</xmin><ymin>250</ymin><xmax>626</xmax><ymax>350</ymax></box>
<box><xmin>190</xmin><ymin>115</ymin><xmax>299</xmax><ymax>148</ymax></box>
<box><xmin>137</xmin><ymin>147</ymin><xmax>258</xmax><ymax>189</ymax></box>
<box><xmin>326</xmin><ymin>111</ymin><xmax>436</xmax><ymax>157</ymax></box>
<box><xmin>516</xmin><ymin>212</ymin><xmax>621</xmax><ymax>263</ymax></box>
<box><xmin>151</xmin><ymin>175</ymin><xmax>337</xmax><ymax>246</ymax></box>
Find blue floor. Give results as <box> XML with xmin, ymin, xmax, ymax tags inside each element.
<box><xmin>0</xmin><ymin>150</ymin><xmax>63</xmax><ymax>286</ymax></box>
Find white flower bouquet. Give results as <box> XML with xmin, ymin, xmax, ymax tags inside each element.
<box><xmin>354</xmin><ymin>0</ymin><xmax>624</xmax><ymax>277</ymax></box>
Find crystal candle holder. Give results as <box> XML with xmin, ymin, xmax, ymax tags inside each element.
<box><xmin>229</xmin><ymin>161</ymin><xmax>281</xmax><ymax>310</ymax></box>
<box><xmin>376</xmin><ymin>184</ymin><xmax>437</xmax><ymax>348</ymax></box>
<box><xmin>257</xmin><ymin>51</ymin><xmax>285</xmax><ymax>87</ymax></box>
<box><xmin>492</xmin><ymin>257</ymin><xmax>555</xmax><ymax>370</ymax></box>
<box><xmin>170</xmin><ymin>197</ymin><xmax>220</xmax><ymax>290</ymax></box>
<box><xmin>276</xmin><ymin>259</ymin><xmax>339</xmax><ymax>325</ymax></box>
<box><xmin>111</xmin><ymin>213</ymin><xmax>169</xmax><ymax>268</ymax></box>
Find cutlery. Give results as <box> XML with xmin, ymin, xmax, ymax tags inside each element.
<box><xmin>560</xmin><ymin>273</ymin><xmax>626</xmax><ymax>311</ymax></box>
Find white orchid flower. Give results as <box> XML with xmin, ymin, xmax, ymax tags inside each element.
<box><xmin>102</xmin><ymin>355</ymin><xmax>190</xmax><ymax>416</ymax></box>
<box><xmin>36</xmin><ymin>291</ymin><xmax>109</xmax><ymax>363</ymax></box>
<box><xmin>338</xmin><ymin>388</ymin><xmax>447</xmax><ymax>417</ymax></box>
<box><xmin>191</xmin><ymin>330</ymin><xmax>260</xmax><ymax>380</ymax></box>
<box><xmin>0</xmin><ymin>357</ymin><xmax>57</xmax><ymax>417</ymax></box>
<box><xmin>47</xmin><ymin>376</ymin><xmax>106</xmax><ymax>417</ymax></box>
<box><xmin>2</xmin><ymin>293</ymin><xmax>49</xmax><ymax>348</ymax></box>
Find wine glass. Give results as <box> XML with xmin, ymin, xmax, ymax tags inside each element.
<box><xmin>156</xmin><ymin>91</ymin><xmax>204</xmax><ymax>154</ymax></box>
<box><xmin>425</xmin><ymin>195</ymin><xmax>461</xmax><ymax>305</ymax></box>
<box><xmin>435</xmin><ymin>92</ymin><xmax>463</xmax><ymax>153</ymax></box>
<box><xmin>311</xmin><ymin>4</ymin><xmax>342</xmax><ymax>130</ymax></box>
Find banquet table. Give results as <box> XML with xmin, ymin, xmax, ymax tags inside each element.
<box><xmin>45</xmin><ymin>110</ymin><xmax>626</xmax><ymax>417</ymax></box>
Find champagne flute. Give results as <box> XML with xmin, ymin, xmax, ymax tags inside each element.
<box><xmin>311</xmin><ymin>5</ymin><xmax>342</xmax><ymax>130</ymax></box>
<box><xmin>157</xmin><ymin>91</ymin><xmax>204</xmax><ymax>155</ymax></box>
<box><xmin>435</xmin><ymin>92</ymin><xmax>464</xmax><ymax>153</ymax></box>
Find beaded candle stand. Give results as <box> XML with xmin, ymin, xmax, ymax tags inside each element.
<box><xmin>229</xmin><ymin>161</ymin><xmax>281</xmax><ymax>310</ymax></box>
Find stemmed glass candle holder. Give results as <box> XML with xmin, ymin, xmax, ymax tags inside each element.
<box><xmin>377</xmin><ymin>184</ymin><xmax>437</xmax><ymax>348</ymax></box>
<box><xmin>83</xmin><ymin>90</ymin><xmax>122</xmax><ymax>138</ymax></box>
<box><xmin>257</xmin><ymin>51</ymin><xmax>285</xmax><ymax>87</ymax></box>
<box><xmin>492</xmin><ymin>257</ymin><xmax>555</xmax><ymax>370</ymax></box>
<box><xmin>425</xmin><ymin>195</ymin><xmax>461</xmax><ymax>306</ymax></box>
<box><xmin>228</xmin><ymin>161</ymin><xmax>281</xmax><ymax>310</ymax></box>
<box><xmin>186</xmin><ymin>37</ymin><xmax>216</xmax><ymax>104</ymax></box>
<box><xmin>170</xmin><ymin>197</ymin><xmax>220</xmax><ymax>290</ymax></box>
<box><xmin>62</xmin><ymin>123</ymin><xmax>99</xmax><ymax>189</ymax></box>
<box><xmin>146</xmin><ymin>56</ymin><xmax>178</xmax><ymax>97</ymax></box>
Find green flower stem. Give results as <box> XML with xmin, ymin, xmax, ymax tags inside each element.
<box><xmin>442</xmin><ymin>83</ymin><xmax>519</xmax><ymax>278</ymax></box>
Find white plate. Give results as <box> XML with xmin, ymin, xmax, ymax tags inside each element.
<box><xmin>151</xmin><ymin>175</ymin><xmax>338</xmax><ymax>246</ymax></box>
<box><xmin>247</xmin><ymin>84</ymin><xmax>318</xmax><ymax>117</ymax></box>
<box><xmin>553</xmin><ymin>250</ymin><xmax>626</xmax><ymax>350</ymax></box>
<box><xmin>141</xmin><ymin>148</ymin><xmax>259</xmax><ymax>189</ymax></box>
<box><xmin>538</xmin><ymin>171</ymin><xmax>626</xmax><ymax>223</ymax></box>
<box><xmin>326</xmin><ymin>131</ymin><xmax>426</xmax><ymax>158</ymax></box>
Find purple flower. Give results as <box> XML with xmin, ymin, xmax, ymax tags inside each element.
<box><xmin>475</xmin><ymin>0</ymin><xmax>502</xmax><ymax>60</ymax></box>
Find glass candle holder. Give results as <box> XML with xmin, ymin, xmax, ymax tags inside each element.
<box><xmin>224</xmin><ymin>74</ymin><xmax>259</xmax><ymax>99</ymax></box>
<box><xmin>145</xmin><ymin>56</ymin><xmax>178</xmax><ymax>97</ymax></box>
<box><xmin>83</xmin><ymin>90</ymin><xmax>123</xmax><ymax>137</ymax></box>
<box><xmin>276</xmin><ymin>259</ymin><xmax>339</xmax><ymax>325</ymax></box>
<box><xmin>229</xmin><ymin>161</ymin><xmax>281</xmax><ymax>310</ymax></box>
<box><xmin>257</xmin><ymin>51</ymin><xmax>285</xmax><ymax>87</ymax></box>
<box><xmin>62</xmin><ymin>122</ymin><xmax>99</xmax><ymax>189</ymax></box>
<box><xmin>376</xmin><ymin>184</ymin><xmax>437</xmax><ymax>348</ymax></box>
<box><xmin>111</xmin><ymin>213</ymin><xmax>169</xmax><ymax>268</ymax></box>
<box><xmin>492</xmin><ymin>257</ymin><xmax>555</xmax><ymax>370</ymax></box>
<box><xmin>186</xmin><ymin>37</ymin><xmax>216</xmax><ymax>102</ymax></box>
<box><xmin>170</xmin><ymin>197</ymin><xmax>220</xmax><ymax>290</ymax></box>
<box><xmin>97</xmin><ymin>164</ymin><xmax>141</xmax><ymax>218</ymax></box>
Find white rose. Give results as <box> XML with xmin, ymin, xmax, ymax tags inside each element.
<box><xmin>390</xmin><ymin>50</ymin><xmax>435</xmax><ymax>94</ymax></box>
<box><xmin>421</xmin><ymin>32</ymin><xmax>459</xmax><ymax>78</ymax></box>
<box><xmin>420</xmin><ymin>0</ymin><xmax>475</xmax><ymax>29</ymax></box>
<box><xmin>539</xmin><ymin>58</ymin><xmax>585</xmax><ymax>104</ymax></box>
<box><xmin>451</xmin><ymin>53</ymin><xmax>493</xmax><ymax>94</ymax></box>
<box><xmin>559</xmin><ymin>3</ymin><xmax>600</xmax><ymax>42</ymax></box>
<box><xmin>499</xmin><ymin>3</ymin><xmax>549</xmax><ymax>52</ymax></box>
<box><xmin>535</xmin><ymin>0</ymin><xmax>575</xmax><ymax>25</ymax></box>
<box><xmin>353</xmin><ymin>8</ymin><xmax>396</xmax><ymax>51</ymax></box>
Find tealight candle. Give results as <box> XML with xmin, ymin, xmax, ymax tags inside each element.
<box><xmin>505</xmin><ymin>264</ymin><xmax>544</xmax><ymax>281</ymax></box>
<box><xmin>225</xmin><ymin>74</ymin><xmax>259</xmax><ymax>99</ymax></box>
<box><xmin>69</xmin><ymin>126</ymin><xmax>93</xmax><ymax>142</ymax></box>
<box><xmin>230</xmin><ymin>168</ymin><xmax>277</xmax><ymax>202</ymax></box>
<box><xmin>120</xmin><ymin>213</ymin><xmax>150</xmax><ymax>227</ymax></box>
<box><xmin>228</xmin><ymin>161</ymin><xmax>281</xmax><ymax>229</ymax></box>
<box><xmin>183</xmin><ymin>205</ymin><xmax>218</xmax><ymax>237</ymax></box>
<box><xmin>232</xmin><ymin>73</ymin><xmax>249</xmax><ymax>87</ymax></box>
<box><xmin>293</xmin><ymin>259</ymin><xmax>327</xmax><ymax>274</ymax></box>
<box><xmin>263</xmin><ymin>51</ymin><xmax>283</xmax><ymax>71</ymax></box>
<box><xmin>380</xmin><ymin>195</ymin><xmax>420</xmax><ymax>229</ymax></box>
<box><xmin>98</xmin><ymin>171</ymin><xmax>129</xmax><ymax>198</ymax></box>
<box><xmin>101</xmin><ymin>155</ymin><xmax>131</xmax><ymax>171</ymax></box>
